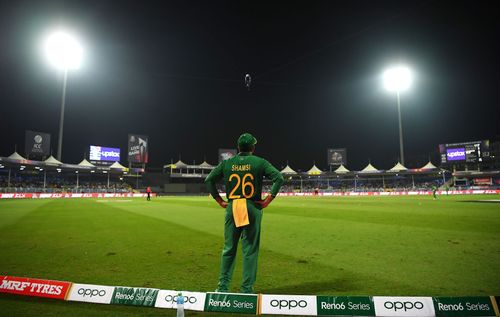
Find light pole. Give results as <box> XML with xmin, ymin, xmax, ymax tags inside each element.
<box><xmin>383</xmin><ymin>65</ymin><xmax>412</xmax><ymax>165</ymax></box>
<box><xmin>44</xmin><ymin>30</ymin><xmax>82</xmax><ymax>161</ymax></box>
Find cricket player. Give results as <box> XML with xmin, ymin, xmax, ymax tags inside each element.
<box><xmin>205</xmin><ymin>133</ymin><xmax>284</xmax><ymax>293</ymax></box>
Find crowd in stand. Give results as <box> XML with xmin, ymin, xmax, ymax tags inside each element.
<box><xmin>262</xmin><ymin>177</ymin><xmax>446</xmax><ymax>193</ymax></box>
<box><xmin>0</xmin><ymin>174</ymin><xmax>133</xmax><ymax>193</ymax></box>
<box><xmin>1</xmin><ymin>173</ymin><xmax>497</xmax><ymax>194</ymax></box>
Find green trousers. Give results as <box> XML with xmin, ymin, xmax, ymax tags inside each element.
<box><xmin>217</xmin><ymin>200</ymin><xmax>262</xmax><ymax>293</ymax></box>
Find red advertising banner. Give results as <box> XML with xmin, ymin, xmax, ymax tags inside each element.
<box><xmin>473</xmin><ymin>178</ymin><xmax>493</xmax><ymax>185</ymax></box>
<box><xmin>0</xmin><ymin>193</ymin><xmax>156</xmax><ymax>199</ymax></box>
<box><xmin>0</xmin><ymin>191</ymin><xmax>498</xmax><ymax>199</ymax></box>
<box><xmin>0</xmin><ymin>276</ymin><xmax>72</xmax><ymax>300</ymax></box>
<box><xmin>276</xmin><ymin>190</ymin><xmax>500</xmax><ymax>196</ymax></box>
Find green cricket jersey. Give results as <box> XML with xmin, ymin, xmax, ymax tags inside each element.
<box><xmin>205</xmin><ymin>152</ymin><xmax>284</xmax><ymax>201</ymax></box>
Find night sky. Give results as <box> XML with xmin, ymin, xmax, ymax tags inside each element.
<box><xmin>1</xmin><ymin>1</ymin><xmax>499</xmax><ymax>171</ymax></box>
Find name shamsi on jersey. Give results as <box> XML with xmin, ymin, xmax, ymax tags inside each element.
<box><xmin>231</xmin><ymin>164</ymin><xmax>251</xmax><ymax>172</ymax></box>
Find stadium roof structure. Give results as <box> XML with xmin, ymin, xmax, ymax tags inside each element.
<box><xmin>8</xmin><ymin>151</ymin><xmax>27</xmax><ymax>161</ymax></box>
<box><xmin>307</xmin><ymin>164</ymin><xmax>323</xmax><ymax>175</ymax></box>
<box><xmin>281</xmin><ymin>165</ymin><xmax>297</xmax><ymax>175</ymax></box>
<box><xmin>44</xmin><ymin>155</ymin><xmax>63</xmax><ymax>166</ymax></box>
<box><xmin>164</xmin><ymin>160</ymin><xmax>188</xmax><ymax>169</ymax></box>
<box><xmin>163</xmin><ymin>159</ymin><xmax>216</xmax><ymax>171</ymax></box>
<box><xmin>420</xmin><ymin>161</ymin><xmax>438</xmax><ymax>170</ymax></box>
<box><xmin>109</xmin><ymin>161</ymin><xmax>127</xmax><ymax>170</ymax></box>
<box><xmin>78</xmin><ymin>159</ymin><xmax>96</xmax><ymax>168</ymax></box>
<box><xmin>0</xmin><ymin>154</ymin><xmax>142</xmax><ymax>174</ymax></box>
<box><xmin>388</xmin><ymin>162</ymin><xmax>408</xmax><ymax>172</ymax></box>
<box><xmin>334</xmin><ymin>164</ymin><xmax>350</xmax><ymax>174</ymax></box>
<box><xmin>199</xmin><ymin>161</ymin><xmax>214</xmax><ymax>169</ymax></box>
<box><xmin>359</xmin><ymin>163</ymin><xmax>381</xmax><ymax>173</ymax></box>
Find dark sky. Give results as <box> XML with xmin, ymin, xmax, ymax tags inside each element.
<box><xmin>1</xmin><ymin>0</ymin><xmax>499</xmax><ymax>171</ymax></box>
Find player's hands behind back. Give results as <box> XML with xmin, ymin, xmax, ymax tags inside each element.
<box><xmin>256</xmin><ymin>195</ymin><xmax>274</xmax><ymax>209</ymax></box>
<box><xmin>215</xmin><ymin>196</ymin><xmax>228</xmax><ymax>209</ymax></box>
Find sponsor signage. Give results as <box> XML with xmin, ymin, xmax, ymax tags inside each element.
<box><xmin>0</xmin><ymin>275</ymin><xmax>71</xmax><ymax>300</ymax></box>
<box><xmin>204</xmin><ymin>292</ymin><xmax>258</xmax><ymax>314</ymax></box>
<box><xmin>439</xmin><ymin>140</ymin><xmax>490</xmax><ymax>163</ymax></box>
<box><xmin>317</xmin><ymin>296</ymin><xmax>375</xmax><ymax>316</ymax></box>
<box><xmin>89</xmin><ymin>145</ymin><xmax>120</xmax><ymax>162</ymax></box>
<box><xmin>433</xmin><ymin>296</ymin><xmax>496</xmax><ymax>317</ymax></box>
<box><xmin>67</xmin><ymin>283</ymin><xmax>115</xmax><ymax>304</ymax></box>
<box><xmin>110</xmin><ymin>286</ymin><xmax>159</xmax><ymax>307</ymax></box>
<box><xmin>25</xmin><ymin>130</ymin><xmax>51</xmax><ymax>157</ymax></box>
<box><xmin>218</xmin><ymin>149</ymin><xmax>237</xmax><ymax>162</ymax></box>
<box><xmin>155</xmin><ymin>290</ymin><xmax>206</xmax><ymax>311</ymax></box>
<box><xmin>374</xmin><ymin>297</ymin><xmax>435</xmax><ymax>317</ymax></box>
<box><xmin>473</xmin><ymin>178</ymin><xmax>493</xmax><ymax>185</ymax></box>
<box><xmin>446</xmin><ymin>148</ymin><xmax>466</xmax><ymax>161</ymax></box>
<box><xmin>128</xmin><ymin>134</ymin><xmax>149</xmax><ymax>164</ymax></box>
<box><xmin>261</xmin><ymin>294</ymin><xmax>317</xmax><ymax>316</ymax></box>
<box><xmin>0</xmin><ymin>193</ymin><xmax>156</xmax><ymax>199</ymax></box>
<box><xmin>2</xmin><ymin>191</ymin><xmax>500</xmax><ymax>199</ymax></box>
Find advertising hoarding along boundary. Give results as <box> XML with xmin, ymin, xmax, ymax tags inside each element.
<box><xmin>0</xmin><ymin>193</ymin><xmax>157</xmax><ymax>199</ymax></box>
<box><xmin>0</xmin><ymin>276</ymin><xmax>71</xmax><ymax>300</ymax></box>
<box><xmin>67</xmin><ymin>283</ymin><xmax>115</xmax><ymax>304</ymax></box>
<box><xmin>2</xmin><ymin>277</ymin><xmax>500</xmax><ymax>317</ymax></box>
<box><xmin>1</xmin><ymin>191</ymin><xmax>499</xmax><ymax>199</ymax></box>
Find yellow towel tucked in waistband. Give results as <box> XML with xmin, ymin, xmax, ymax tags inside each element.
<box><xmin>232</xmin><ymin>198</ymin><xmax>250</xmax><ymax>227</ymax></box>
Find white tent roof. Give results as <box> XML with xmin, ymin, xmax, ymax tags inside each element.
<box><xmin>389</xmin><ymin>162</ymin><xmax>407</xmax><ymax>172</ymax></box>
<box><xmin>78</xmin><ymin>159</ymin><xmax>96</xmax><ymax>167</ymax></box>
<box><xmin>359</xmin><ymin>163</ymin><xmax>380</xmax><ymax>173</ymax></box>
<box><xmin>199</xmin><ymin>161</ymin><xmax>214</xmax><ymax>168</ymax></box>
<box><xmin>420</xmin><ymin>161</ymin><xmax>438</xmax><ymax>169</ymax></box>
<box><xmin>334</xmin><ymin>164</ymin><xmax>350</xmax><ymax>173</ymax></box>
<box><xmin>165</xmin><ymin>160</ymin><xmax>188</xmax><ymax>169</ymax></box>
<box><xmin>307</xmin><ymin>164</ymin><xmax>323</xmax><ymax>175</ymax></box>
<box><xmin>44</xmin><ymin>155</ymin><xmax>62</xmax><ymax>165</ymax></box>
<box><xmin>8</xmin><ymin>151</ymin><xmax>27</xmax><ymax>161</ymax></box>
<box><xmin>281</xmin><ymin>165</ymin><xmax>297</xmax><ymax>174</ymax></box>
<box><xmin>110</xmin><ymin>161</ymin><xmax>127</xmax><ymax>170</ymax></box>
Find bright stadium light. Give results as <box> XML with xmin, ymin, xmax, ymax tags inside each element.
<box><xmin>383</xmin><ymin>66</ymin><xmax>412</xmax><ymax>92</ymax></box>
<box><xmin>44</xmin><ymin>31</ymin><xmax>82</xmax><ymax>70</ymax></box>
<box><xmin>43</xmin><ymin>30</ymin><xmax>83</xmax><ymax>161</ymax></box>
<box><xmin>383</xmin><ymin>64</ymin><xmax>413</xmax><ymax>165</ymax></box>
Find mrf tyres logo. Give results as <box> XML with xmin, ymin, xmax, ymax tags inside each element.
<box><xmin>111</xmin><ymin>286</ymin><xmax>159</xmax><ymax>307</ymax></box>
<box><xmin>154</xmin><ymin>290</ymin><xmax>206</xmax><ymax>311</ymax></box>
<box><xmin>374</xmin><ymin>297</ymin><xmax>435</xmax><ymax>317</ymax></box>
<box><xmin>204</xmin><ymin>292</ymin><xmax>258</xmax><ymax>314</ymax></box>
<box><xmin>67</xmin><ymin>283</ymin><xmax>115</xmax><ymax>304</ymax></box>
<box><xmin>0</xmin><ymin>275</ymin><xmax>71</xmax><ymax>300</ymax></box>
<box><xmin>261</xmin><ymin>294</ymin><xmax>317</xmax><ymax>316</ymax></box>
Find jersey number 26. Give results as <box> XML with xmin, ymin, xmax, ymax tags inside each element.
<box><xmin>228</xmin><ymin>173</ymin><xmax>255</xmax><ymax>199</ymax></box>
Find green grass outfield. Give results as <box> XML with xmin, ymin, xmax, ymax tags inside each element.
<box><xmin>0</xmin><ymin>195</ymin><xmax>499</xmax><ymax>316</ymax></box>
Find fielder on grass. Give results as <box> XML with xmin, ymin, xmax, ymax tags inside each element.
<box><xmin>204</xmin><ymin>133</ymin><xmax>284</xmax><ymax>293</ymax></box>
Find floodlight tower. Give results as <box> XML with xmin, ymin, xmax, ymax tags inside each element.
<box><xmin>383</xmin><ymin>65</ymin><xmax>412</xmax><ymax>165</ymax></box>
<box><xmin>44</xmin><ymin>30</ymin><xmax>82</xmax><ymax>161</ymax></box>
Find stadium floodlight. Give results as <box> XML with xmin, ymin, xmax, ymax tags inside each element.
<box><xmin>44</xmin><ymin>31</ymin><xmax>82</xmax><ymax>70</ymax></box>
<box><xmin>44</xmin><ymin>30</ymin><xmax>83</xmax><ymax>161</ymax></box>
<box><xmin>383</xmin><ymin>65</ymin><xmax>413</xmax><ymax>165</ymax></box>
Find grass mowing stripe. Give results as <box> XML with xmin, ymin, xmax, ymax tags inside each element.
<box><xmin>0</xmin><ymin>195</ymin><xmax>499</xmax><ymax>317</ymax></box>
<box><xmin>0</xmin><ymin>199</ymin><xmax>53</xmax><ymax>229</ymax></box>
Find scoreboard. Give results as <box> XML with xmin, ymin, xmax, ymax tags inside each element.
<box><xmin>89</xmin><ymin>145</ymin><xmax>120</xmax><ymax>166</ymax></box>
<box><xmin>439</xmin><ymin>140</ymin><xmax>490</xmax><ymax>164</ymax></box>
